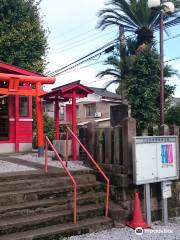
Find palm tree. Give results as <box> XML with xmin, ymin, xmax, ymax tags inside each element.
<box><xmin>97</xmin><ymin>0</ymin><xmax>180</xmax><ymax>46</ymax></box>
<box><xmin>96</xmin><ymin>38</ymin><xmax>137</xmax><ymax>98</ymax></box>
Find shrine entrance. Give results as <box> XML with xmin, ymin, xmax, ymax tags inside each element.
<box><xmin>0</xmin><ymin>62</ymin><xmax>55</xmax><ymax>156</ymax></box>
<box><xmin>41</xmin><ymin>81</ymin><xmax>93</xmax><ymax>161</ymax></box>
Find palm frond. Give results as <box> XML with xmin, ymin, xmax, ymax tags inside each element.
<box><xmin>97</xmin><ymin>0</ymin><xmax>180</xmax><ymax>45</ymax></box>
<box><xmin>104</xmin><ymin>79</ymin><xmax>120</xmax><ymax>89</ymax></box>
<box><xmin>96</xmin><ymin>68</ymin><xmax>121</xmax><ymax>79</ymax></box>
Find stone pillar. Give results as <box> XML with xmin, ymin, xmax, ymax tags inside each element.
<box><xmin>122</xmin><ymin>117</ymin><xmax>136</xmax><ymax>174</ymax></box>
<box><xmin>114</xmin><ymin>125</ymin><xmax>122</xmax><ymax>165</ymax></box>
<box><xmin>79</xmin><ymin>127</ymin><xmax>87</xmax><ymax>145</ymax></box>
<box><xmin>104</xmin><ymin>127</ymin><xmax>112</xmax><ymax>164</ymax></box>
<box><xmin>159</xmin><ymin>124</ymin><xmax>169</xmax><ymax>136</ymax></box>
<box><xmin>96</xmin><ymin>128</ymin><xmax>104</xmax><ymax>164</ymax></box>
<box><xmin>110</xmin><ymin>103</ymin><xmax>129</xmax><ymax>127</ymax></box>
<box><xmin>169</xmin><ymin>125</ymin><xmax>180</xmax><ymax>171</ymax></box>
<box><xmin>86</xmin><ymin>122</ymin><xmax>98</xmax><ymax>159</ymax></box>
<box><xmin>79</xmin><ymin>126</ymin><xmax>87</xmax><ymax>162</ymax></box>
<box><xmin>169</xmin><ymin>125</ymin><xmax>179</xmax><ymax>136</ymax></box>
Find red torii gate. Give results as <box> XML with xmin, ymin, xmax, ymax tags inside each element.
<box><xmin>41</xmin><ymin>81</ymin><xmax>93</xmax><ymax>161</ymax></box>
<box><xmin>0</xmin><ymin>66</ymin><xmax>55</xmax><ymax>156</ymax></box>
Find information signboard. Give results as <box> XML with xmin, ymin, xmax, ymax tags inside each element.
<box><xmin>132</xmin><ymin>136</ymin><xmax>179</xmax><ymax>185</ymax></box>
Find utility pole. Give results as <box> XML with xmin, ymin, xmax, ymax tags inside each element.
<box><xmin>119</xmin><ymin>25</ymin><xmax>126</xmax><ymax>101</ymax></box>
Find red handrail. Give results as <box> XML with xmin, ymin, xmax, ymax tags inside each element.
<box><xmin>44</xmin><ymin>136</ymin><xmax>77</xmax><ymax>224</ymax></box>
<box><xmin>66</xmin><ymin>127</ymin><xmax>110</xmax><ymax>217</ymax></box>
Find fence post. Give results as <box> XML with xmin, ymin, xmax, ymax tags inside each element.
<box><xmin>160</xmin><ymin>124</ymin><xmax>169</xmax><ymax>136</ymax></box>
<box><xmin>114</xmin><ymin>125</ymin><xmax>122</xmax><ymax>165</ymax></box>
<box><xmin>104</xmin><ymin>127</ymin><xmax>112</xmax><ymax>164</ymax></box>
<box><xmin>96</xmin><ymin>128</ymin><xmax>104</xmax><ymax>164</ymax></box>
<box><xmin>122</xmin><ymin>117</ymin><xmax>136</xmax><ymax>174</ymax></box>
<box><xmin>86</xmin><ymin>122</ymin><xmax>98</xmax><ymax>159</ymax></box>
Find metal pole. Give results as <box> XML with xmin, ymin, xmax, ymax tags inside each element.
<box><xmin>160</xmin><ymin>11</ymin><xmax>164</xmax><ymax>125</ymax></box>
<box><xmin>145</xmin><ymin>183</ymin><xmax>151</xmax><ymax>225</ymax></box>
<box><xmin>161</xmin><ymin>182</ymin><xmax>168</xmax><ymax>225</ymax></box>
<box><xmin>119</xmin><ymin>26</ymin><xmax>125</xmax><ymax>100</ymax></box>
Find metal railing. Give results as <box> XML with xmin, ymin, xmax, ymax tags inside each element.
<box><xmin>44</xmin><ymin>136</ymin><xmax>77</xmax><ymax>224</ymax></box>
<box><xmin>66</xmin><ymin>127</ymin><xmax>110</xmax><ymax>217</ymax></box>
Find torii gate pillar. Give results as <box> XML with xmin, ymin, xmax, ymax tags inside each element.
<box><xmin>72</xmin><ymin>90</ymin><xmax>77</xmax><ymax>161</ymax></box>
<box><xmin>36</xmin><ymin>82</ymin><xmax>44</xmax><ymax>157</ymax></box>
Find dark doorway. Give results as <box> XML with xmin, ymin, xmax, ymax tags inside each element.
<box><xmin>0</xmin><ymin>95</ymin><xmax>9</xmax><ymax>140</ymax></box>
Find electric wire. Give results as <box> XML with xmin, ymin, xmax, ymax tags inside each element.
<box><xmin>49</xmin><ymin>28</ymin><xmax>116</xmax><ymax>54</ymax></box>
<box><xmin>49</xmin><ymin>38</ymin><xmax>118</xmax><ymax>76</ymax></box>
<box><xmin>48</xmin><ymin>31</ymin><xmax>180</xmax><ymax>77</ymax></box>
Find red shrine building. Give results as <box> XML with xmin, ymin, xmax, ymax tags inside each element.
<box><xmin>0</xmin><ymin>61</ymin><xmax>55</xmax><ymax>154</ymax></box>
<box><xmin>0</xmin><ymin>61</ymin><xmax>93</xmax><ymax>158</ymax></box>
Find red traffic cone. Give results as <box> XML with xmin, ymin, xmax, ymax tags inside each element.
<box><xmin>126</xmin><ymin>192</ymin><xmax>150</xmax><ymax>229</ymax></box>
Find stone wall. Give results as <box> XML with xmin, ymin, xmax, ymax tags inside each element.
<box><xmin>79</xmin><ymin>104</ymin><xmax>180</xmax><ymax>222</ymax></box>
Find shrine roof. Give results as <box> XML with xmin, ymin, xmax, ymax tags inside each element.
<box><xmin>41</xmin><ymin>80</ymin><xmax>93</xmax><ymax>101</ymax></box>
<box><xmin>0</xmin><ymin>61</ymin><xmax>43</xmax><ymax>76</ymax></box>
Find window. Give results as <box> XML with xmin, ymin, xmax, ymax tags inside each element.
<box><xmin>86</xmin><ymin>104</ymin><xmax>96</xmax><ymax>117</ymax></box>
<box><xmin>19</xmin><ymin>96</ymin><xmax>29</xmax><ymax>117</ymax></box>
<box><xmin>60</xmin><ymin>106</ymin><xmax>64</xmax><ymax>120</ymax></box>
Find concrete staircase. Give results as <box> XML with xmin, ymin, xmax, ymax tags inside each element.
<box><xmin>0</xmin><ymin>169</ymin><xmax>113</xmax><ymax>240</ymax></box>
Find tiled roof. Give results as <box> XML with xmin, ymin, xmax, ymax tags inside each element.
<box><xmin>89</xmin><ymin>87</ymin><xmax>122</xmax><ymax>100</ymax></box>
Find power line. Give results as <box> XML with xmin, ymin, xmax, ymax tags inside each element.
<box><xmin>49</xmin><ymin>32</ymin><xmax>117</xmax><ymax>56</ymax></box>
<box><xmin>49</xmin><ymin>27</ymin><xmax>116</xmax><ymax>52</ymax></box>
<box><xmin>165</xmin><ymin>56</ymin><xmax>180</xmax><ymax>63</ymax></box>
<box><xmin>83</xmin><ymin>77</ymin><xmax>115</xmax><ymax>85</ymax></box>
<box><xmin>48</xmin><ymin>31</ymin><xmax>180</xmax><ymax>77</ymax></box>
<box><xmin>58</xmin><ymin>61</ymin><xmax>104</xmax><ymax>76</ymax></box>
<box><xmin>49</xmin><ymin>38</ymin><xmax>118</xmax><ymax>76</ymax></box>
<box><xmin>51</xmin><ymin>51</ymin><xmax>106</xmax><ymax>76</ymax></box>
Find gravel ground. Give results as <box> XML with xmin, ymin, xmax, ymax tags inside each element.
<box><xmin>67</xmin><ymin>218</ymin><xmax>180</xmax><ymax>240</ymax></box>
<box><xmin>0</xmin><ymin>159</ymin><xmax>36</xmax><ymax>173</ymax></box>
<box><xmin>12</xmin><ymin>153</ymin><xmax>90</xmax><ymax>171</ymax></box>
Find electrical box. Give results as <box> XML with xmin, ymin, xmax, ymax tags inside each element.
<box><xmin>132</xmin><ymin>136</ymin><xmax>179</xmax><ymax>185</ymax></box>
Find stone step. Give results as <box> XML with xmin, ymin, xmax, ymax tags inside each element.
<box><xmin>0</xmin><ymin>216</ymin><xmax>112</xmax><ymax>240</ymax></box>
<box><xmin>0</xmin><ymin>204</ymin><xmax>105</xmax><ymax>235</ymax></box>
<box><xmin>0</xmin><ymin>182</ymin><xmax>104</xmax><ymax>206</ymax></box>
<box><xmin>0</xmin><ymin>174</ymin><xmax>97</xmax><ymax>192</ymax></box>
<box><xmin>0</xmin><ymin>169</ymin><xmax>94</xmax><ymax>182</ymax></box>
<box><xmin>0</xmin><ymin>192</ymin><xmax>106</xmax><ymax>219</ymax></box>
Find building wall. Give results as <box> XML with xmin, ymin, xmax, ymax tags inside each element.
<box><xmin>77</xmin><ymin>101</ymin><xmax>120</xmax><ymax>123</ymax></box>
<box><xmin>43</xmin><ymin>96</ymin><xmax>121</xmax><ymax>125</ymax></box>
<box><xmin>0</xmin><ymin>93</ymin><xmax>33</xmax><ymax>153</ymax></box>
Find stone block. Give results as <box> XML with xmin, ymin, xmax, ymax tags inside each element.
<box><xmin>122</xmin><ymin>117</ymin><xmax>136</xmax><ymax>174</ymax></box>
<box><xmin>110</xmin><ymin>104</ymin><xmax>129</xmax><ymax>127</ymax></box>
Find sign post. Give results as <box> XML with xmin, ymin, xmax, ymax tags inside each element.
<box><xmin>161</xmin><ymin>181</ymin><xmax>172</xmax><ymax>224</ymax></box>
<box><xmin>145</xmin><ymin>183</ymin><xmax>151</xmax><ymax>225</ymax></box>
<box><xmin>132</xmin><ymin>136</ymin><xmax>179</xmax><ymax>225</ymax></box>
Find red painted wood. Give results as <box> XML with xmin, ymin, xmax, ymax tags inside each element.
<box><xmin>0</xmin><ymin>62</ymin><xmax>55</xmax><ymax>153</ymax></box>
<box><xmin>17</xmin><ymin>122</ymin><xmax>33</xmax><ymax>142</ymax></box>
<box><xmin>72</xmin><ymin>91</ymin><xmax>77</xmax><ymax>161</ymax></box>
<box><xmin>0</xmin><ymin>87</ymin><xmax>45</xmax><ymax>96</ymax></box>
<box><xmin>15</xmin><ymin>96</ymin><xmax>19</xmax><ymax>152</ymax></box>
<box><xmin>43</xmin><ymin>81</ymin><xmax>93</xmax><ymax>101</ymax></box>
<box><xmin>54</xmin><ymin>98</ymin><xmax>60</xmax><ymax>140</ymax></box>
<box><xmin>36</xmin><ymin>90</ymin><xmax>44</xmax><ymax>150</ymax></box>
<box><xmin>0</xmin><ymin>62</ymin><xmax>43</xmax><ymax>76</ymax></box>
<box><xmin>0</xmin><ymin>72</ymin><xmax>55</xmax><ymax>84</ymax></box>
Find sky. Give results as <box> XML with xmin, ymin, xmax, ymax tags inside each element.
<box><xmin>40</xmin><ymin>0</ymin><xmax>180</xmax><ymax>97</ymax></box>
